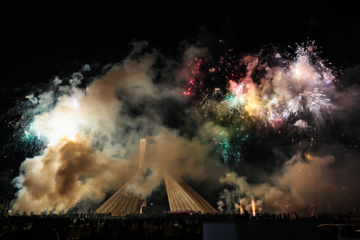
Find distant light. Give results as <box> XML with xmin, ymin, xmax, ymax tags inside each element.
<box><xmin>82</xmin><ymin>64</ymin><xmax>91</xmax><ymax>71</ymax></box>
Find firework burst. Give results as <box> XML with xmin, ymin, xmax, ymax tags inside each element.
<box><xmin>182</xmin><ymin>40</ymin><xmax>337</xmax><ymax>165</ymax></box>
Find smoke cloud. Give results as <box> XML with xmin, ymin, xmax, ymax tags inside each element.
<box><xmin>219</xmin><ymin>148</ymin><xmax>360</xmax><ymax>216</ymax></box>
<box><xmin>10</xmin><ymin>42</ymin><xmax>226</xmax><ymax>214</ymax></box>
<box><xmin>8</xmin><ymin>40</ymin><xmax>360</xmax><ymax>217</ymax></box>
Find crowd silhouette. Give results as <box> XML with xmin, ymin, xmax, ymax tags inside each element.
<box><xmin>0</xmin><ymin>211</ymin><xmax>357</xmax><ymax>240</ymax></box>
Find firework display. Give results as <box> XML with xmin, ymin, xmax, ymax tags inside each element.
<box><xmin>180</xmin><ymin>41</ymin><xmax>337</xmax><ymax>168</ymax></box>
<box><xmin>1</xmin><ymin>40</ymin><xmax>359</xmax><ymax>217</ymax></box>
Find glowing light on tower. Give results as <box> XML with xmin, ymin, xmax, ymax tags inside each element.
<box><xmin>239</xmin><ymin>195</ymin><xmax>244</xmax><ymax>214</ymax></box>
<box><xmin>251</xmin><ymin>196</ymin><xmax>256</xmax><ymax>217</ymax></box>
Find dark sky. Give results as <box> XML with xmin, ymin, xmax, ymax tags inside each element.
<box><xmin>2</xmin><ymin>1</ymin><xmax>360</xmax><ymax>90</ymax></box>
<box><xmin>1</xmin><ymin>0</ymin><xmax>360</xmax><ymax>207</ymax></box>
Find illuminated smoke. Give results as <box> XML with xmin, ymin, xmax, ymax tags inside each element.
<box><xmin>10</xmin><ymin>43</ymin><xmax>225</xmax><ymax>214</ymax></box>
<box><xmin>12</xmin><ymin>136</ymin><xmax>138</xmax><ymax>213</ymax></box>
<box><xmin>11</xmin><ymin>48</ymin><xmax>163</xmax><ymax>213</ymax></box>
<box><xmin>217</xmin><ymin>151</ymin><xmax>360</xmax><ymax>216</ymax></box>
<box><xmin>294</xmin><ymin>120</ymin><xmax>309</xmax><ymax>130</ymax></box>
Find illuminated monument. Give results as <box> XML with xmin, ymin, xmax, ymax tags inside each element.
<box><xmin>96</xmin><ymin>135</ymin><xmax>218</xmax><ymax>215</ymax></box>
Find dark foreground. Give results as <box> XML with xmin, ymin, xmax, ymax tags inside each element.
<box><xmin>0</xmin><ymin>213</ymin><xmax>358</xmax><ymax>240</ymax></box>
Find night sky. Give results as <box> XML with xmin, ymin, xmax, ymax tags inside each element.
<box><xmin>2</xmin><ymin>1</ymin><xmax>360</xmax><ymax>92</ymax></box>
<box><xmin>1</xmin><ymin>1</ymin><xmax>360</xmax><ymax>215</ymax></box>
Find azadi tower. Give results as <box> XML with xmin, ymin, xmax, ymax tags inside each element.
<box><xmin>95</xmin><ymin>135</ymin><xmax>218</xmax><ymax>215</ymax></box>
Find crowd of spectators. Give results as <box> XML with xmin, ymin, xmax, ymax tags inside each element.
<box><xmin>0</xmin><ymin>211</ymin><xmax>355</xmax><ymax>240</ymax></box>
